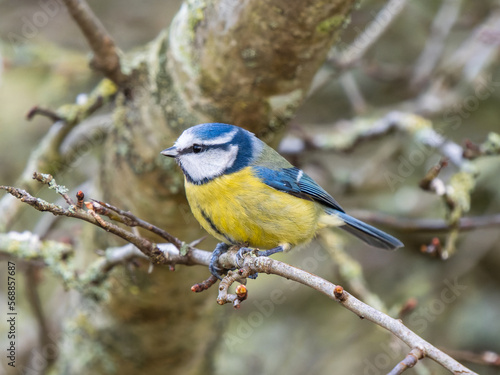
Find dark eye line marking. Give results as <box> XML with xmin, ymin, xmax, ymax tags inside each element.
<box><xmin>180</xmin><ymin>143</ymin><xmax>231</xmax><ymax>155</ymax></box>
<box><xmin>179</xmin><ymin>144</ymin><xmax>203</xmax><ymax>155</ymax></box>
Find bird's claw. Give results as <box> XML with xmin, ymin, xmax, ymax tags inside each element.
<box><xmin>235</xmin><ymin>247</ymin><xmax>258</xmax><ymax>267</ymax></box>
<box><xmin>209</xmin><ymin>261</ymin><xmax>225</xmax><ymax>281</ymax></box>
<box><xmin>210</xmin><ymin>244</ymin><xmax>269</xmax><ymax>281</ymax></box>
<box><xmin>236</xmin><ymin>247</ymin><xmax>260</xmax><ymax>279</ymax></box>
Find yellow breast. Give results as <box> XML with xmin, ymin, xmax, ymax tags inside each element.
<box><xmin>184</xmin><ymin>167</ymin><xmax>322</xmax><ymax>249</ymax></box>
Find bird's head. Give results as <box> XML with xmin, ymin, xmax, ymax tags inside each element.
<box><xmin>161</xmin><ymin>123</ymin><xmax>263</xmax><ymax>184</ymax></box>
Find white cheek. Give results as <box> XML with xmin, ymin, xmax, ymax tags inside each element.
<box><xmin>179</xmin><ymin>145</ymin><xmax>239</xmax><ymax>182</ymax></box>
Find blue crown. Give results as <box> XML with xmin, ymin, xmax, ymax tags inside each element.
<box><xmin>189</xmin><ymin>123</ymin><xmax>242</xmax><ymax>141</ymax></box>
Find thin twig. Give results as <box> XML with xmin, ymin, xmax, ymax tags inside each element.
<box><xmin>0</xmin><ymin>185</ymin><xmax>165</xmax><ymax>264</ymax></box>
<box><xmin>0</xmin><ymin>92</ymin><xmax>112</xmax><ymax>231</ymax></box>
<box><xmin>387</xmin><ymin>348</ymin><xmax>425</xmax><ymax>375</ymax></box>
<box><xmin>413</xmin><ymin>11</ymin><xmax>500</xmax><ymax>117</ymax></box>
<box><xmin>410</xmin><ymin>0</ymin><xmax>463</xmax><ymax>89</ymax></box>
<box><xmin>191</xmin><ymin>275</ymin><xmax>218</xmax><ymax>293</ymax></box>
<box><xmin>307</xmin><ymin>0</ymin><xmax>408</xmax><ymax>97</ymax></box>
<box><xmin>419</xmin><ymin>158</ymin><xmax>449</xmax><ymax>192</ymax></box>
<box><xmin>349</xmin><ymin>210</ymin><xmax>500</xmax><ymax>233</ymax></box>
<box><xmin>91</xmin><ymin>200</ymin><xmax>184</xmax><ymax>249</ymax></box>
<box><xmin>0</xmin><ymin>232</ymin><xmax>207</xmax><ymax>289</ymax></box>
<box><xmin>61</xmin><ymin>0</ymin><xmax>128</xmax><ymax>86</ymax></box>
<box><xmin>33</xmin><ymin>172</ymin><xmax>74</xmax><ymax>206</ymax></box>
<box><xmin>31</xmin><ymin>171</ymin><xmax>184</xmax><ymax>251</ymax></box>
<box><xmin>331</xmin><ymin>0</ymin><xmax>408</xmax><ymax>69</ymax></box>
<box><xmin>59</xmin><ymin>113</ymin><xmax>112</xmax><ymax>163</ymax></box>
<box><xmin>24</xmin><ymin>266</ymin><xmax>50</xmax><ymax>340</ymax></box>
<box><xmin>319</xmin><ymin>231</ymin><xmax>387</xmax><ymax>312</ymax></box>
<box><xmin>339</xmin><ymin>72</ymin><xmax>368</xmax><ymax>114</ymax></box>
<box><xmin>442</xmin><ymin>348</ymin><xmax>500</xmax><ymax>368</ymax></box>
<box><xmin>217</xmin><ymin>270</ymin><xmax>249</xmax><ymax>308</ymax></box>
<box><xmin>463</xmin><ymin>133</ymin><xmax>500</xmax><ymax>160</ymax></box>
<box><xmin>283</xmin><ymin>111</ymin><xmax>466</xmax><ymax>167</ymax></box>
<box><xmin>83</xmin><ymin>244</ymin><xmax>149</xmax><ymax>285</ymax></box>
<box><xmin>26</xmin><ymin>106</ymin><xmax>63</xmax><ymax>122</ymax></box>
<box><xmin>442</xmin><ymin>10</ymin><xmax>500</xmax><ymax>81</ymax></box>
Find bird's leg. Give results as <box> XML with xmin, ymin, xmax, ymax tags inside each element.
<box><xmin>209</xmin><ymin>242</ymin><xmax>230</xmax><ymax>280</ymax></box>
<box><xmin>256</xmin><ymin>246</ymin><xmax>285</xmax><ymax>257</ymax></box>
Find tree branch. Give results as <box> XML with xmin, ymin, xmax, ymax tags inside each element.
<box><xmin>0</xmin><ymin>177</ymin><xmax>478</xmax><ymax>374</ymax></box>
<box><xmin>443</xmin><ymin>348</ymin><xmax>500</xmax><ymax>368</ymax></box>
<box><xmin>410</xmin><ymin>0</ymin><xmax>463</xmax><ymax>89</ymax></box>
<box><xmin>330</xmin><ymin>0</ymin><xmax>408</xmax><ymax>69</ymax></box>
<box><xmin>0</xmin><ymin>81</ymin><xmax>115</xmax><ymax>232</ymax></box>
<box><xmin>307</xmin><ymin>0</ymin><xmax>408</xmax><ymax>96</ymax></box>
<box><xmin>282</xmin><ymin>113</ymin><xmax>499</xmax><ymax>259</ymax></box>
<box><xmin>284</xmin><ymin>111</ymin><xmax>467</xmax><ymax>167</ymax></box>
<box><xmin>90</xmin><ymin>199</ymin><xmax>184</xmax><ymax>250</ymax></box>
<box><xmin>61</xmin><ymin>0</ymin><xmax>128</xmax><ymax>86</ymax></box>
<box><xmin>0</xmin><ymin>184</ymin><xmax>168</xmax><ymax>264</ymax></box>
<box><xmin>215</xmin><ymin>253</ymin><xmax>477</xmax><ymax>375</ymax></box>
<box><xmin>387</xmin><ymin>348</ymin><xmax>424</xmax><ymax>375</ymax></box>
<box><xmin>349</xmin><ymin>210</ymin><xmax>500</xmax><ymax>233</ymax></box>
<box><xmin>319</xmin><ymin>231</ymin><xmax>388</xmax><ymax>312</ymax></box>
<box><xmin>24</xmin><ymin>265</ymin><xmax>56</xmax><ymax>373</ymax></box>
<box><xmin>26</xmin><ymin>106</ymin><xmax>64</xmax><ymax>122</ymax></box>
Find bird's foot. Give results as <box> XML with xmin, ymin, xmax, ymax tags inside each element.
<box><xmin>234</xmin><ymin>247</ymin><xmax>260</xmax><ymax>279</ymax></box>
<box><xmin>235</xmin><ymin>245</ymin><xmax>285</xmax><ymax>279</ymax></box>
<box><xmin>209</xmin><ymin>243</ymin><xmax>230</xmax><ymax>280</ymax></box>
<box><xmin>235</xmin><ymin>247</ymin><xmax>258</xmax><ymax>267</ymax></box>
<box><xmin>210</xmin><ymin>245</ymin><xmax>286</xmax><ymax>280</ymax></box>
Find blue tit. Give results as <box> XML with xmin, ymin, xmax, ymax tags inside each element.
<box><xmin>161</xmin><ymin>123</ymin><xmax>403</xmax><ymax>279</ymax></box>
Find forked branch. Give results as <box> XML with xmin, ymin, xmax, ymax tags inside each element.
<box><xmin>62</xmin><ymin>0</ymin><xmax>128</xmax><ymax>86</ymax></box>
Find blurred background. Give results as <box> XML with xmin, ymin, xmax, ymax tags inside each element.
<box><xmin>1</xmin><ymin>0</ymin><xmax>500</xmax><ymax>374</ymax></box>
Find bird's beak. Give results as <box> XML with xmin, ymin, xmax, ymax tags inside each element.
<box><xmin>161</xmin><ymin>146</ymin><xmax>178</xmax><ymax>158</ymax></box>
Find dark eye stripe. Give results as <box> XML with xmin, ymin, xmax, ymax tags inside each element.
<box><xmin>179</xmin><ymin>143</ymin><xmax>231</xmax><ymax>155</ymax></box>
<box><xmin>179</xmin><ymin>145</ymin><xmax>204</xmax><ymax>155</ymax></box>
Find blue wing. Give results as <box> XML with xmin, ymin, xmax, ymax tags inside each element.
<box><xmin>252</xmin><ymin>166</ymin><xmax>344</xmax><ymax>213</ymax></box>
<box><xmin>252</xmin><ymin>166</ymin><xmax>403</xmax><ymax>250</ymax></box>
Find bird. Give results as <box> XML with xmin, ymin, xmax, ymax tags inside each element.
<box><xmin>161</xmin><ymin>123</ymin><xmax>403</xmax><ymax>279</ymax></box>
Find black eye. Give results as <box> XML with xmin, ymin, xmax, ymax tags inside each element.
<box><xmin>192</xmin><ymin>144</ymin><xmax>203</xmax><ymax>153</ymax></box>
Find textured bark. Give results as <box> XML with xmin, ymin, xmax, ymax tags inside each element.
<box><xmin>57</xmin><ymin>1</ymin><xmax>356</xmax><ymax>374</ymax></box>
<box><xmin>170</xmin><ymin>0</ymin><xmax>354</xmax><ymax>140</ymax></box>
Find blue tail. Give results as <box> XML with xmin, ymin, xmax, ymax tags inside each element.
<box><xmin>333</xmin><ymin>211</ymin><xmax>403</xmax><ymax>250</ymax></box>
